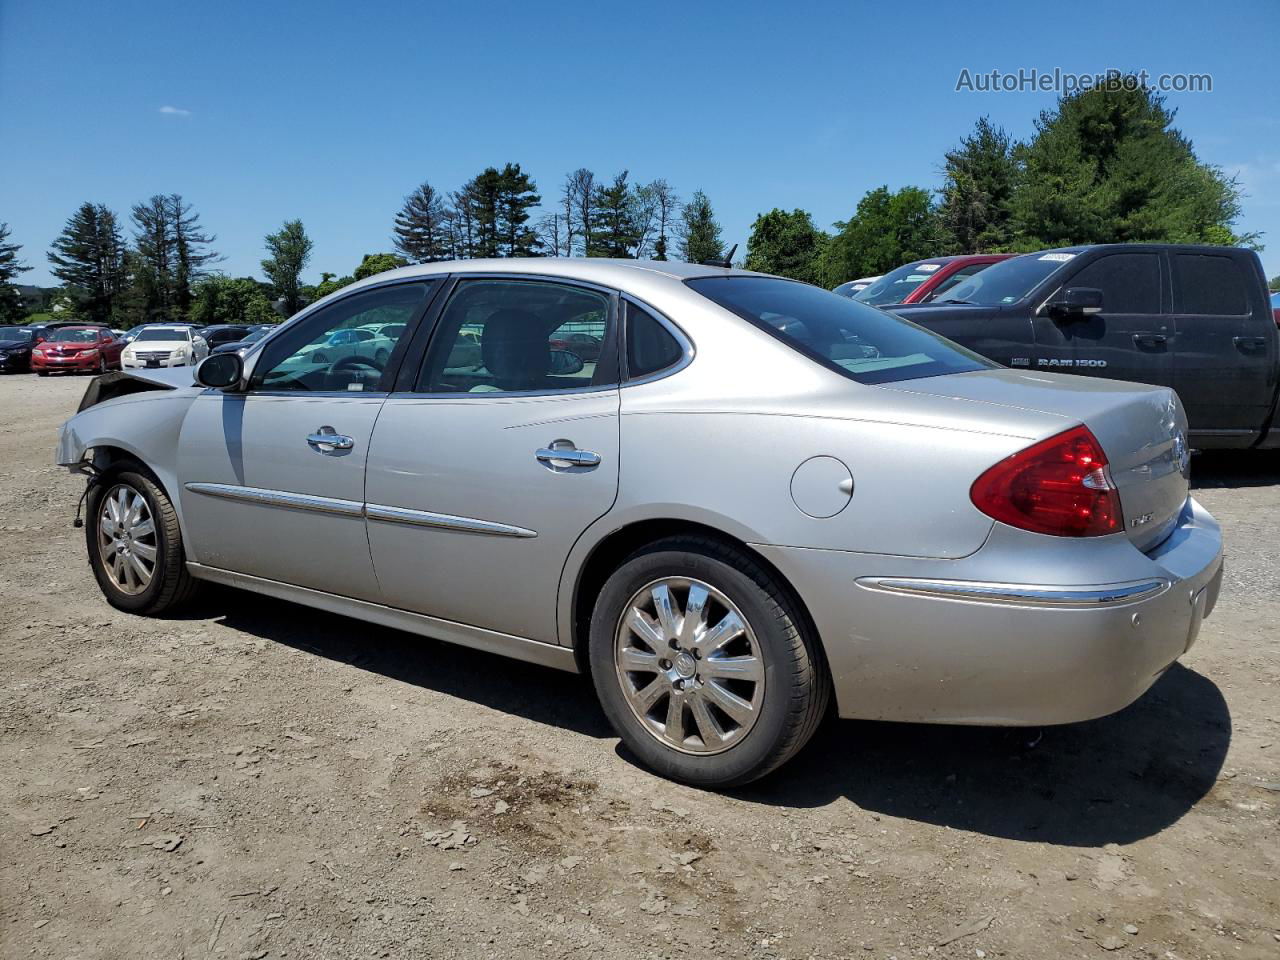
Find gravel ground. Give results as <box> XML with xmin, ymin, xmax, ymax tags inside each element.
<box><xmin>1</xmin><ymin>372</ymin><xmax>1277</xmax><ymax>960</ymax></box>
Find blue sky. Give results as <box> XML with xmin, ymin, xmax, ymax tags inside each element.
<box><xmin>2</xmin><ymin>0</ymin><xmax>1278</xmax><ymax>287</ymax></box>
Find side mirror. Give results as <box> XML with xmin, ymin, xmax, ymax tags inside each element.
<box><xmin>1048</xmin><ymin>287</ymin><xmax>1103</xmax><ymax>320</ymax></box>
<box><xmin>548</xmin><ymin>349</ymin><xmax>585</xmax><ymax>376</ymax></box>
<box><xmin>195</xmin><ymin>352</ymin><xmax>244</xmax><ymax>390</ymax></box>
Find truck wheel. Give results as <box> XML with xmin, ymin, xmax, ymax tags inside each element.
<box><xmin>86</xmin><ymin>464</ymin><xmax>200</xmax><ymax>615</ymax></box>
<box><xmin>589</xmin><ymin>536</ymin><xmax>830</xmax><ymax>788</ymax></box>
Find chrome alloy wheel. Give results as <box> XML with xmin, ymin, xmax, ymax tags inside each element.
<box><xmin>97</xmin><ymin>484</ymin><xmax>157</xmax><ymax>595</ymax></box>
<box><xmin>614</xmin><ymin>577</ymin><xmax>765</xmax><ymax>755</ymax></box>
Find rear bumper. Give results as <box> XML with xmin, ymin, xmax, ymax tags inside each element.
<box><xmin>755</xmin><ymin>497</ymin><xmax>1223</xmax><ymax>725</ymax></box>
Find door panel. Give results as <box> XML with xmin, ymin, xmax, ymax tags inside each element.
<box><xmin>178</xmin><ymin>393</ymin><xmax>384</xmax><ymax>599</ymax></box>
<box><xmin>365</xmin><ymin>392</ymin><xmax>620</xmax><ymax>642</ymax></box>
<box><xmin>1171</xmin><ymin>252</ymin><xmax>1277</xmax><ymax>441</ymax></box>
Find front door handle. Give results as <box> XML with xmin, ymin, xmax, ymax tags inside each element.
<box><xmin>306</xmin><ymin>426</ymin><xmax>355</xmax><ymax>451</ymax></box>
<box><xmin>536</xmin><ymin>439</ymin><xmax>601</xmax><ymax>469</ymax></box>
<box><xmin>1132</xmin><ymin>333</ymin><xmax>1168</xmax><ymax>347</ymax></box>
<box><xmin>1233</xmin><ymin>336</ymin><xmax>1267</xmax><ymax>351</ymax></box>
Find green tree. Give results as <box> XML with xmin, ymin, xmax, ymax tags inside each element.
<box><xmin>261</xmin><ymin>219</ymin><xmax>313</xmax><ymax>317</ymax></box>
<box><xmin>47</xmin><ymin>203</ymin><xmax>128</xmax><ymax>324</ymax></box>
<box><xmin>0</xmin><ymin>222</ymin><xmax>29</xmax><ymax>322</ymax></box>
<box><xmin>130</xmin><ymin>194</ymin><xmax>219</xmax><ymax>323</ymax></box>
<box><xmin>191</xmin><ymin>274</ymin><xmax>278</xmax><ymax>326</ymax></box>
<box><xmin>591</xmin><ymin>171</ymin><xmax>640</xmax><ymax>258</ymax></box>
<box><xmin>678</xmin><ymin>190</ymin><xmax>723</xmax><ymax>264</ymax></box>
<box><xmin>1013</xmin><ymin>73</ymin><xmax>1256</xmax><ymax>248</ymax></box>
<box><xmin>310</xmin><ymin>271</ymin><xmax>354</xmax><ymax>300</ymax></box>
<box><xmin>1269</xmin><ymin>275</ymin><xmax>1280</xmax><ymax>292</ymax></box>
<box><xmin>393</xmin><ymin>182</ymin><xmax>451</xmax><ymax>262</ymax></box>
<box><xmin>744</xmin><ymin>209</ymin><xmax>828</xmax><ymax>283</ymax></box>
<box><xmin>353</xmin><ymin>253</ymin><xmax>409</xmax><ymax>281</ymax></box>
<box><xmin>821</xmin><ymin>186</ymin><xmax>940</xmax><ymax>283</ymax></box>
<box><xmin>938</xmin><ymin>117</ymin><xmax>1020</xmax><ymax>253</ymax></box>
<box><xmin>497</xmin><ymin>163</ymin><xmax>541</xmax><ymax>257</ymax></box>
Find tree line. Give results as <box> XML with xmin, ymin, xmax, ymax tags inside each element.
<box><xmin>744</xmin><ymin>76</ymin><xmax>1261</xmax><ymax>285</ymax></box>
<box><xmin>0</xmin><ymin>74</ymin><xmax>1271</xmax><ymax>328</ymax></box>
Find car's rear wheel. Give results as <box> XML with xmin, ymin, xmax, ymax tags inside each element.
<box><xmin>86</xmin><ymin>465</ymin><xmax>199</xmax><ymax>615</ymax></box>
<box><xmin>589</xmin><ymin>537</ymin><xmax>830</xmax><ymax>788</ymax></box>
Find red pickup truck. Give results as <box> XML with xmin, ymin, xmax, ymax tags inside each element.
<box><xmin>848</xmin><ymin>254</ymin><xmax>1014</xmax><ymax>306</ymax></box>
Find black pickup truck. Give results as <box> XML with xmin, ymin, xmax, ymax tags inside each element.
<box><xmin>890</xmin><ymin>244</ymin><xmax>1280</xmax><ymax>450</ymax></box>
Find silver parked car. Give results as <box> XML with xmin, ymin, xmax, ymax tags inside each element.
<box><xmin>56</xmin><ymin>259</ymin><xmax>1224</xmax><ymax>787</ymax></box>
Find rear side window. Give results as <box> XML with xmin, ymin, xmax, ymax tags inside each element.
<box><xmin>1175</xmin><ymin>254</ymin><xmax>1249</xmax><ymax>315</ymax></box>
<box><xmin>625</xmin><ymin>302</ymin><xmax>684</xmax><ymax>379</ymax></box>
<box><xmin>1068</xmin><ymin>253</ymin><xmax>1162</xmax><ymax>314</ymax></box>
<box><xmin>687</xmin><ymin>276</ymin><xmax>995</xmax><ymax>385</ymax></box>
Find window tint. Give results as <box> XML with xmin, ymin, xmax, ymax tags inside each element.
<box><xmin>252</xmin><ymin>282</ymin><xmax>431</xmax><ymax>392</ymax></box>
<box><xmin>688</xmin><ymin>277</ymin><xmax>995</xmax><ymax>385</ymax></box>
<box><xmin>1175</xmin><ymin>254</ymin><xmax>1248</xmax><ymax>315</ymax></box>
<box><xmin>1067</xmin><ymin>254</ymin><xmax>1161</xmax><ymax>314</ymax></box>
<box><xmin>853</xmin><ymin>261</ymin><xmax>939</xmax><ymax>305</ymax></box>
<box><xmin>937</xmin><ymin>252</ymin><xmax>1077</xmax><ymax>305</ymax></box>
<box><xmin>626</xmin><ymin>302</ymin><xmax>684</xmax><ymax>379</ymax></box>
<box><xmin>417</xmin><ymin>279</ymin><xmax>615</xmax><ymax>394</ymax></box>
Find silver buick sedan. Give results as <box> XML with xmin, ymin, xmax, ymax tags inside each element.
<box><xmin>56</xmin><ymin>259</ymin><xmax>1224</xmax><ymax>787</ymax></box>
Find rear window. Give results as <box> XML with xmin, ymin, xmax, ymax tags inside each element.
<box><xmin>1175</xmin><ymin>254</ymin><xmax>1249</xmax><ymax>315</ymax></box>
<box><xmin>687</xmin><ymin>276</ymin><xmax>995</xmax><ymax>385</ymax></box>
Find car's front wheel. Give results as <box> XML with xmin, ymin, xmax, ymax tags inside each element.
<box><xmin>86</xmin><ymin>464</ymin><xmax>199</xmax><ymax>615</ymax></box>
<box><xmin>589</xmin><ymin>537</ymin><xmax>830</xmax><ymax>788</ymax></box>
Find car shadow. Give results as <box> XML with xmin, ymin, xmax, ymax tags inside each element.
<box><xmin>181</xmin><ymin>588</ymin><xmax>1229</xmax><ymax>846</ymax></box>
<box><xmin>184</xmin><ymin>585</ymin><xmax>614</xmax><ymax>740</ymax></box>
<box><xmin>729</xmin><ymin>664</ymin><xmax>1230</xmax><ymax>846</ymax></box>
<box><xmin>1190</xmin><ymin>448</ymin><xmax>1280</xmax><ymax>489</ymax></box>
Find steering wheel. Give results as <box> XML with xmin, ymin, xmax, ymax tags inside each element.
<box><xmin>331</xmin><ymin>354</ymin><xmax>385</xmax><ymax>373</ymax></box>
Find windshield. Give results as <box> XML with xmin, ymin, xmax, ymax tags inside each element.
<box><xmin>49</xmin><ymin>328</ymin><xmax>101</xmax><ymax>343</ymax></box>
<box><xmin>135</xmin><ymin>327</ymin><xmax>189</xmax><ymax>342</ymax></box>
<box><xmin>0</xmin><ymin>326</ymin><xmax>34</xmax><ymax>341</ymax></box>
<box><xmin>687</xmin><ymin>276</ymin><xmax>995</xmax><ymax>385</ymax></box>
<box><xmin>933</xmin><ymin>252</ymin><xmax>1077</xmax><ymax>306</ymax></box>
<box><xmin>854</xmin><ymin>262</ymin><xmax>945</xmax><ymax>306</ymax></box>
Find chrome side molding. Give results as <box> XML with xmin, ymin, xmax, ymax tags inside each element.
<box><xmin>365</xmin><ymin>504</ymin><xmax>536</xmax><ymax>539</ymax></box>
<box><xmin>185</xmin><ymin>482</ymin><xmax>365</xmax><ymax>518</ymax></box>
<box><xmin>855</xmin><ymin>576</ymin><xmax>1169</xmax><ymax>607</ymax></box>
<box><xmin>184</xmin><ymin>482</ymin><xmax>536</xmax><ymax>538</ymax></box>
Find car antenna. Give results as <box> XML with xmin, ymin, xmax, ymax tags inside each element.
<box><xmin>702</xmin><ymin>244</ymin><xmax>737</xmax><ymax>269</ymax></box>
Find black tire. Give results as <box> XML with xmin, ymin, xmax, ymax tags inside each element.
<box><xmin>588</xmin><ymin>536</ymin><xmax>830</xmax><ymax>789</ymax></box>
<box><xmin>37</xmin><ymin>371</ymin><xmax>48</xmax><ymax>377</ymax></box>
<box><xmin>85</xmin><ymin>463</ymin><xmax>200</xmax><ymax>615</ymax></box>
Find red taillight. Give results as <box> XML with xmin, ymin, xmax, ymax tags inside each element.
<box><xmin>970</xmin><ymin>425</ymin><xmax>1123</xmax><ymax>537</ymax></box>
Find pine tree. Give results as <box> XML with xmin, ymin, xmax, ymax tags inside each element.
<box><xmin>261</xmin><ymin>219</ymin><xmax>314</xmax><ymax>317</ymax></box>
<box><xmin>591</xmin><ymin>171</ymin><xmax>640</xmax><ymax>258</ymax></box>
<box><xmin>393</xmin><ymin>182</ymin><xmax>451</xmax><ymax>262</ymax></box>
<box><xmin>130</xmin><ymin>194</ymin><xmax>219</xmax><ymax>322</ymax></box>
<box><xmin>678</xmin><ymin>190</ymin><xmax>723</xmax><ymax>264</ymax></box>
<box><xmin>48</xmin><ymin>203</ymin><xmax>128</xmax><ymax>324</ymax></box>
<box><xmin>0</xmin><ymin>222</ymin><xmax>29</xmax><ymax>322</ymax></box>
<box><xmin>458</xmin><ymin>169</ymin><xmax>503</xmax><ymax>259</ymax></box>
<box><xmin>938</xmin><ymin>117</ymin><xmax>1019</xmax><ymax>253</ymax></box>
<box><xmin>496</xmin><ymin>163</ymin><xmax>541</xmax><ymax>257</ymax></box>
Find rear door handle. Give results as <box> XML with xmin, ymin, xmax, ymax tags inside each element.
<box><xmin>1132</xmin><ymin>333</ymin><xmax>1167</xmax><ymax>346</ymax></box>
<box><xmin>1233</xmin><ymin>336</ymin><xmax>1268</xmax><ymax>351</ymax></box>
<box><xmin>536</xmin><ymin>439</ymin><xmax>601</xmax><ymax>469</ymax></box>
<box><xmin>307</xmin><ymin>426</ymin><xmax>355</xmax><ymax>451</ymax></box>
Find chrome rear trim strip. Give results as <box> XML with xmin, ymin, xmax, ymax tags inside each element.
<box><xmin>855</xmin><ymin>576</ymin><xmax>1169</xmax><ymax>607</ymax></box>
<box><xmin>185</xmin><ymin>563</ymin><xmax>577</xmax><ymax>673</ymax></box>
<box><xmin>184</xmin><ymin>482</ymin><xmax>365</xmax><ymax>518</ymax></box>
<box><xmin>365</xmin><ymin>503</ymin><xmax>536</xmax><ymax>539</ymax></box>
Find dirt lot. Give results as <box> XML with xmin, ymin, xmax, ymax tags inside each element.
<box><xmin>1</xmin><ymin>372</ymin><xmax>1277</xmax><ymax>960</ymax></box>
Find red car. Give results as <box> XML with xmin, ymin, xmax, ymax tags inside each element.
<box><xmin>31</xmin><ymin>325</ymin><xmax>124</xmax><ymax>376</ymax></box>
<box><xmin>851</xmin><ymin>254</ymin><xmax>1014</xmax><ymax>307</ymax></box>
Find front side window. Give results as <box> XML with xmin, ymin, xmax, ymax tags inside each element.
<box><xmin>416</xmin><ymin>279</ymin><xmax>615</xmax><ymax>394</ymax></box>
<box><xmin>688</xmin><ymin>276</ymin><xmax>994</xmax><ymax>385</ymax></box>
<box><xmin>1067</xmin><ymin>253</ymin><xmax>1162</xmax><ymax>314</ymax></box>
<box><xmin>252</xmin><ymin>282</ymin><xmax>432</xmax><ymax>392</ymax></box>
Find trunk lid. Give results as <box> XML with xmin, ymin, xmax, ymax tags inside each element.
<box><xmin>882</xmin><ymin>369</ymin><xmax>1190</xmax><ymax>552</ymax></box>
